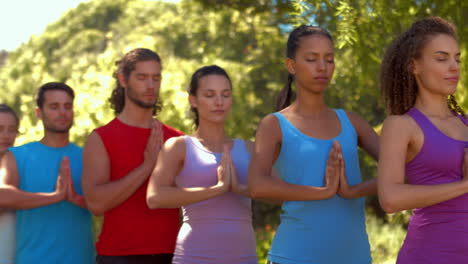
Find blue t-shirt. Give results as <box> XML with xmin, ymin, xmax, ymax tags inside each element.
<box><xmin>10</xmin><ymin>142</ymin><xmax>95</xmax><ymax>264</ymax></box>
<box><xmin>268</xmin><ymin>110</ymin><xmax>371</xmax><ymax>264</ymax></box>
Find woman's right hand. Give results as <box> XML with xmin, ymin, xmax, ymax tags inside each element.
<box><xmin>216</xmin><ymin>144</ymin><xmax>232</xmax><ymax>192</ymax></box>
<box><xmin>323</xmin><ymin>140</ymin><xmax>341</xmax><ymax>197</ymax></box>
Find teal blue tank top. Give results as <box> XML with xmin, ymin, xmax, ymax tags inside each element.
<box><xmin>10</xmin><ymin>142</ymin><xmax>94</xmax><ymax>264</ymax></box>
<box><xmin>268</xmin><ymin>110</ymin><xmax>371</xmax><ymax>264</ymax></box>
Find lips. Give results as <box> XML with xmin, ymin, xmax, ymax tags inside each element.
<box><xmin>314</xmin><ymin>76</ymin><xmax>329</xmax><ymax>82</ymax></box>
<box><xmin>445</xmin><ymin>77</ymin><xmax>459</xmax><ymax>83</ymax></box>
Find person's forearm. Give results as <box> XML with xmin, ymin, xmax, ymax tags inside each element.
<box><xmin>147</xmin><ymin>184</ymin><xmax>226</xmax><ymax>209</ymax></box>
<box><xmin>249</xmin><ymin>175</ymin><xmax>335</xmax><ymax>201</ymax></box>
<box><xmin>379</xmin><ymin>181</ymin><xmax>468</xmax><ymax>213</ymax></box>
<box><xmin>84</xmin><ymin>163</ymin><xmax>153</xmax><ymax>215</ymax></box>
<box><xmin>0</xmin><ymin>186</ymin><xmax>62</xmax><ymax>209</ymax></box>
<box><xmin>347</xmin><ymin>178</ymin><xmax>377</xmax><ymax>198</ymax></box>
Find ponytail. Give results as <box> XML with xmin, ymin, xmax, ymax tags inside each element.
<box><xmin>276</xmin><ymin>74</ymin><xmax>294</xmax><ymax>111</ymax></box>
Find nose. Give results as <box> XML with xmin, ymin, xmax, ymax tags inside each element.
<box><xmin>214</xmin><ymin>95</ymin><xmax>223</xmax><ymax>106</ymax></box>
<box><xmin>317</xmin><ymin>59</ymin><xmax>326</xmax><ymax>71</ymax></box>
<box><xmin>449</xmin><ymin>59</ymin><xmax>460</xmax><ymax>72</ymax></box>
<box><xmin>146</xmin><ymin>79</ymin><xmax>155</xmax><ymax>89</ymax></box>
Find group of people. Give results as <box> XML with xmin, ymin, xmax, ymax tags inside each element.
<box><xmin>0</xmin><ymin>15</ymin><xmax>466</xmax><ymax>264</ymax></box>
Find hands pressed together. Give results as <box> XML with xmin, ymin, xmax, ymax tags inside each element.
<box><xmin>216</xmin><ymin>142</ymin><xmax>247</xmax><ymax>195</ymax></box>
<box><xmin>323</xmin><ymin>140</ymin><xmax>357</xmax><ymax>199</ymax></box>
<box><xmin>143</xmin><ymin>120</ymin><xmax>164</xmax><ymax>172</ymax></box>
<box><xmin>55</xmin><ymin>156</ymin><xmax>86</xmax><ymax>208</ymax></box>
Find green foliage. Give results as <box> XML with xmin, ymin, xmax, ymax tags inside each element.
<box><xmin>1</xmin><ymin>0</ymin><xmax>467</xmax><ymax>258</ymax></box>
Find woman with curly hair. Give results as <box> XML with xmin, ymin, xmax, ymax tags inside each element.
<box><xmin>378</xmin><ymin>17</ymin><xmax>468</xmax><ymax>263</ymax></box>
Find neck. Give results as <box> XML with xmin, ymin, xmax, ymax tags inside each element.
<box><xmin>292</xmin><ymin>88</ymin><xmax>328</xmax><ymax>117</ymax></box>
<box><xmin>414</xmin><ymin>92</ymin><xmax>451</xmax><ymax>118</ymax></box>
<box><xmin>193</xmin><ymin>121</ymin><xmax>228</xmax><ymax>144</ymax></box>
<box><xmin>118</xmin><ymin>103</ymin><xmax>155</xmax><ymax>128</ymax></box>
<box><xmin>40</xmin><ymin>131</ymin><xmax>70</xmax><ymax>148</ymax></box>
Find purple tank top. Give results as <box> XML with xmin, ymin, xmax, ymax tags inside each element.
<box><xmin>397</xmin><ymin>108</ymin><xmax>468</xmax><ymax>263</ymax></box>
<box><xmin>172</xmin><ymin>136</ymin><xmax>257</xmax><ymax>264</ymax></box>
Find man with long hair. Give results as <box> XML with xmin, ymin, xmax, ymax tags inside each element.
<box><xmin>82</xmin><ymin>48</ymin><xmax>183</xmax><ymax>264</ymax></box>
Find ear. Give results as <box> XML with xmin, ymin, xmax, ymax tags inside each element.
<box><xmin>35</xmin><ymin>107</ymin><xmax>42</xmax><ymax>120</ymax></box>
<box><xmin>285</xmin><ymin>57</ymin><xmax>296</xmax><ymax>75</ymax></box>
<box><xmin>117</xmin><ymin>73</ymin><xmax>127</xmax><ymax>89</ymax></box>
<box><xmin>188</xmin><ymin>94</ymin><xmax>197</xmax><ymax>109</ymax></box>
<box><xmin>410</xmin><ymin>59</ymin><xmax>420</xmax><ymax>75</ymax></box>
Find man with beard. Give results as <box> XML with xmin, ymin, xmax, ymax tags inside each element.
<box><xmin>82</xmin><ymin>48</ymin><xmax>183</xmax><ymax>264</ymax></box>
<box><xmin>0</xmin><ymin>82</ymin><xmax>95</xmax><ymax>263</ymax></box>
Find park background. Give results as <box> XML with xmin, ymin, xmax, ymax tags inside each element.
<box><xmin>0</xmin><ymin>0</ymin><xmax>467</xmax><ymax>263</ymax></box>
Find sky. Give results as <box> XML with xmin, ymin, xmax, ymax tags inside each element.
<box><xmin>0</xmin><ymin>0</ymin><xmax>90</xmax><ymax>51</ymax></box>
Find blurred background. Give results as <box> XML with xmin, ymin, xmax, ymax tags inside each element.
<box><xmin>1</xmin><ymin>0</ymin><xmax>467</xmax><ymax>263</ymax></box>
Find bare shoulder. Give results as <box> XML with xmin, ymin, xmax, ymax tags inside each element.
<box><xmin>344</xmin><ymin>111</ymin><xmax>371</xmax><ymax>128</ymax></box>
<box><xmin>161</xmin><ymin>136</ymin><xmax>186</xmax><ymax>157</ymax></box>
<box><xmin>257</xmin><ymin>114</ymin><xmax>281</xmax><ymax>136</ymax></box>
<box><xmin>381</xmin><ymin>114</ymin><xmax>418</xmax><ymax>137</ymax></box>
<box><xmin>83</xmin><ymin>131</ymin><xmax>108</xmax><ymax>156</ymax></box>
<box><xmin>0</xmin><ymin>151</ymin><xmax>19</xmax><ymax>186</ymax></box>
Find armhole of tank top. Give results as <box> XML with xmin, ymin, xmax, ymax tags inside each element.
<box><xmin>271</xmin><ymin>113</ymin><xmax>284</xmax><ymax>168</ymax></box>
<box><xmin>177</xmin><ymin>136</ymin><xmax>190</xmax><ymax>176</ymax></box>
<box><xmin>335</xmin><ymin>109</ymin><xmax>356</xmax><ymax>137</ymax></box>
<box><xmin>238</xmin><ymin>139</ymin><xmax>252</xmax><ymax>160</ymax></box>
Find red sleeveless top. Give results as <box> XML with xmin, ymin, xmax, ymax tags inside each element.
<box><xmin>95</xmin><ymin>118</ymin><xmax>182</xmax><ymax>256</ymax></box>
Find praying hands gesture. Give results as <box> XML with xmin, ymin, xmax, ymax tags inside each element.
<box><xmin>57</xmin><ymin>156</ymin><xmax>87</xmax><ymax>208</ymax></box>
<box><xmin>216</xmin><ymin>142</ymin><xmax>249</xmax><ymax>196</ymax></box>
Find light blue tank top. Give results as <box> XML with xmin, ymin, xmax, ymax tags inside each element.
<box><xmin>10</xmin><ymin>142</ymin><xmax>95</xmax><ymax>264</ymax></box>
<box><xmin>268</xmin><ymin>110</ymin><xmax>371</xmax><ymax>264</ymax></box>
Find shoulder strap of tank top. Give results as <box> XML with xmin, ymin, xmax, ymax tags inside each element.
<box><xmin>406</xmin><ymin>108</ymin><xmax>438</xmax><ymax>134</ymax></box>
<box><xmin>334</xmin><ymin>109</ymin><xmax>351</xmax><ymax>128</ymax></box>
<box><xmin>453</xmin><ymin>111</ymin><xmax>468</xmax><ymax>127</ymax></box>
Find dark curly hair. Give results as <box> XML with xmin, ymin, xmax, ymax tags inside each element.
<box><xmin>276</xmin><ymin>25</ymin><xmax>333</xmax><ymax>111</ymax></box>
<box><xmin>188</xmin><ymin>65</ymin><xmax>232</xmax><ymax>127</ymax></box>
<box><xmin>380</xmin><ymin>16</ymin><xmax>464</xmax><ymax>116</ymax></box>
<box><xmin>110</xmin><ymin>48</ymin><xmax>162</xmax><ymax>116</ymax></box>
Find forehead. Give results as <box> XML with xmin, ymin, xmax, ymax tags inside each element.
<box><xmin>422</xmin><ymin>34</ymin><xmax>459</xmax><ymax>53</ymax></box>
<box><xmin>0</xmin><ymin>112</ymin><xmax>17</xmax><ymax>126</ymax></box>
<box><xmin>132</xmin><ymin>60</ymin><xmax>161</xmax><ymax>74</ymax></box>
<box><xmin>198</xmin><ymin>75</ymin><xmax>231</xmax><ymax>91</ymax></box>
<box><xmin>43</xmin><ymin>90</ymin><xmax>73</xmax><ymax>104</ymax></box>
<box><xmin>297</xmin><ymin>35</ymin><xmax>334</xmax><ymax>54</ymax></box>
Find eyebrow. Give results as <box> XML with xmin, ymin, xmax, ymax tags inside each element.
<box><xmin>304</xmin><ymin>52</ymin><xmax>334</xmax><ymax>56</ymax></box>
<box><xmin>434</xmin><ymin>51</ymin><xmax>461</xmax><ymax>56</ymax></box>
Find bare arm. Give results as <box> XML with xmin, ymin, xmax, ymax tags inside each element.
<box><xmin>338</xmin><ymin>112</ymin><xmax>379</xmax><ymax>198</ymax></box>
<box><xmin>0</xmin><ymin>152</ymin><xmax>66</xmax><ymax>209</ymax></box>
<box><xmin>248</xmin><ymin>114</ymin><xmax>340</xmax><ymax>201</ymax></box>
<box><xmin>378</xmin><ymin>116</ymin><xmax>468</xmax><ymax>213</ymax></box>
<box><xmin>82</xmin><ymin>122</ymin><xmax>162</xmax><ymax>215</ymax></box>
<box><xmin>146</xmin><ymin>137</ymin><xmax>229</xmax><ymax>209</ymax></box>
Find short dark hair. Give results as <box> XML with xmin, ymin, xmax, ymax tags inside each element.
<box><xmin>35</xmin><ymin>82</ymin><xmax>75</xmax><ymax>109</ymax></box>
<box><xmin>110</xmin><ymin>48</ymin><xmax>162</xmax><ymax>115</ymax></box>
